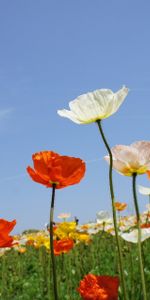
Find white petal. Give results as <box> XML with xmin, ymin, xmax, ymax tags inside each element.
<box><xmin>121</xmin><ymin>229</ymin><xmax>150</xmax><ymax>243</ymax></box>
<box><xmin>138</xmin><ymin>185</ymin><xmax>150</xmax><ymax>196</ymax></box>
<box><xmin>57</xmin><ymin>109</ymin><xmax>82</xmax><ymax>124</ymax></box>
<box><xmin>102</xmin><ymin>86</ymin><xmax>129</xmax><ymax>118</ymax></box>
<box><xmin>112</xmin><ymin>86</ymin><xmax>129</xmax><ymax>114</ymax></box>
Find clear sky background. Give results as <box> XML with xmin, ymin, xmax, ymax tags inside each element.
<box><xmin>0</xmin><ymin>0</ymin><xmax>150</xmax><ymax>233</ymax></box>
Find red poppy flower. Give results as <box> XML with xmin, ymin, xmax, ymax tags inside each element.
<box><xmin>141</xmin><ymin>223</ymin><xmax>150</xmax><ymax>229</ymax></box>
<box><xmin>53</xmin><ymin>238</ymin><xmax>74</xmax><ymax>256</ymax></box>
<box><xmin>77</xmin><ymin>274</ymin><xmax>119</xmax><ymax>300</ymax></box>
<box><xmin>0</xmin><ymin>219</ymin><xmax>16</xmax><ymax>248</ymax></box>
<box><xmin>147</xmin><ymin>170</ymin><xmax>150</xmax><ymax>181</ymax></box>
<box><xmin>27</xmin><ymin>151</ymin><xmax>86</xmax><ymax>189</ymax></box>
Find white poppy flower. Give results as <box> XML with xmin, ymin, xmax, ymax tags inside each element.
<box><xmin>96</xmin><ymin>210</ymin><xmax>112</xmax><ymax>224</ymax></box>
<box><xmin>120</xmin><ymin>228</ymin><xmax>150</xmax><ymax>243</ymax></box>
<box><xmin>138</xmin><ymin>185</ymin><xmax>150</xmax><ymax>196</ymax></box>
<box><xmin>57</xmin><ymin>86</ymin><xmax>129</xmax><ymax>124</ymax></box>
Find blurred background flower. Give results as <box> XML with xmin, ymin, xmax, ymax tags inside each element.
<box><xmin>114</xmin><ymin>202</ymin><xmax>127</xmax><ymax>212</ymax></box>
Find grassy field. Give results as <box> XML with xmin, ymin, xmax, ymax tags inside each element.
<box><xmin>0</xmin><ymin>231</ymin><xmax>150</xmax><ymax>300</ymax></box>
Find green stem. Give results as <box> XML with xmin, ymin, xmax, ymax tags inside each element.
<box><xmin>96</xmin><ymin>120</ymin><xmax>128</xmax><ymax>300</ymax></box>
<box><xmin>50</xmin><ymin>184</ymin><xmax>58</xmax><ymax>300</ymax></box>
<box><xmin>127</xmin><ymin>243</ymin><xmax>135</xmax><ymax>300</ymax></box>
<box><xmin>132</xmin><ymin>173</ymin><xmax>147</xmax><ymax>300</ymax></box>
<box><xmin>39</xmin><ymin>246</ymin><xmax>48</xmax><ymax>297</ymax></box>
<box><xmin>146</xmin><ymin>195</ymin><xmax>150</xmax><ymax>223</ymax></box>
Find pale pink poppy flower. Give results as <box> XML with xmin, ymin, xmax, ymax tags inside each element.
<box><xmin>104</xmin><ymin>141</ymin><xmax>150</xmax><ymax>176</ymax></box>
<box><xmin>57</xmin><ymin>213</ymin><xmax>71</xmax><ymax>220</ymax></box>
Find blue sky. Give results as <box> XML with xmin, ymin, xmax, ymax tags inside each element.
<box><xmin>0</xmin><ymin>0</ymin><xmax>150</xmax><ymax>233</ymax></box>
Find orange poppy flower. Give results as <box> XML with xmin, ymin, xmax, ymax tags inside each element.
<box><xmin>77</xmin><ymin>274</ymin><xmax>119</xmax><ymax>300</ymax></box>
<box><xmin>114</xmin><ymin>202</ymin><xmax>127</xmax><ymax>212</ymax></box>
<box><xmin>53</xmin><ymin>238</ymin><xmax>74</xmax><ymax>256</ymax></box>
<box><xmin>27</xmin><ymin>151</ymin><xmax>86</xmax><ymax>189</ymax></box>
<box><xmin>26</xmin><ymin>240</ymin><xmax>34</xmax><ymax>246</ymax></box>
<box><xmin>18</xmin><ymin>247</ymin><xmax>27</xmax><ymax>254</ymax></box>
<box><xmin>0</xmin><ymin>219</ymin><xmax>16</xmax><ymax>248</ymax></box>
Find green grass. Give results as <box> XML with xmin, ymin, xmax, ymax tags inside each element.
<box><xmin>0</xmin><ymin>232</ymin><xmax>150</xmax><ymax>300</ymax></box>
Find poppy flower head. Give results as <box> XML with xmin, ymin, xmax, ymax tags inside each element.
<box><xmin>27</xmin><ymin>151</ymin><xmax>86</xmax><ymax>189</ymax></box>
<box><xmin>57</xmin><ymin>86</ymin><xmax>129</xmax><ymax>124</ymax></box>
<box><xmin>96</xmin><ymin>276</ymin><xmax>119</xmax><ymax>300</ymax></box>
<box><xmin>77</xmin><ymin>274</ymin><xmax>119</xmax><ymax>300</ymax></box>
<box><xmin>105</xmin><ymin>141</ymin><xmax>150</xmax><ymax>176</ymax></box>
<box><xmin>0</xmin><ymin>219</ymin><xmax>16</xmax><ymax>248</ymax></box>
<box><xmin>53</xmin><ymin>238</ymin><xmax>74</xmax><ymax>256</ymax></box>
<box><xmin>57</xmin><ymin>213</ymin><xmax>71</xmax><ymax>220</ymax></box>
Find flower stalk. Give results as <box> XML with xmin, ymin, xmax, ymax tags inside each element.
<box><xmin>96</xmin><ymin>119</ymin><xmax>128</xmax><ymax>300</ymax></box>
<box><xmin>50</xmin><ymin>183</ymin><xmax>58</xmax><ymax>300</ymax></box>
<box><xmin>146</xmin><ymin>195</ymin><xmax>150</xmax><ymax>223</ymax></box>
<box><xmin>132</xmin><ymin>173</ymin><xmax>147</xmax><ymax>300</ymax></box>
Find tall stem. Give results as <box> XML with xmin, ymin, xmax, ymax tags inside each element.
<box><xmin>148</xmin><ymin>195</ymin><xmax>150</xmax><ymax>222</ymax></box>
<box><xmin>50</xmin><ymin>184</ymin><xmax>58</xmax><ymax>300</ymax></box>
<box><xmin>96</xmin><ymin>120</ymin><xmax>128</xmax><ymax>300</ymax></box>
<box><xmin>132</xmin><ymin>174</ymin><xmax>147</xmax><ymax>300</ymax></box>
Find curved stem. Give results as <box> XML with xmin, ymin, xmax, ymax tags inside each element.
<box><xmin>132</xmin><ymin>174</ymin><xmax>147</xmax><ymax>300</ymax></box>
<box><xmin>50</xmin><ymin>184</ymin><xmax>58</xmax><ymax>300</ymax></box>
<box><xmin>96</xmin><ymin>120</ymin><xmax>128</xmax><ymax>300</ymax></box>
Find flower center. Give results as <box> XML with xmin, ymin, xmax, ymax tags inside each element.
<box><xmin>49</xmin><ymin>181</ymin><xmax>59</xmax><ymax>186</ymax></box>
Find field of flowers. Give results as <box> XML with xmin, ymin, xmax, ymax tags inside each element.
<box><xmin>1</xmin><ymin>87</ymin><xmax>150</xmax><ymax>299</ymax></box>
<box><xmin>0</xmin><ymin>212</ymin><xmax>150</xmax><ymax>300</ymax></box>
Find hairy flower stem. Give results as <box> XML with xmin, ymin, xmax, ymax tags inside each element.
<box><xmin>50</xmin><ymin>184</ymin><xmax>58</xmax><ymax>300</ymax></box>
<box><xmin>96</xmin><ymin>120</ymin><xmax>128</xmax><ymax>300</ymax></box>
<box><xmin>132</xmin><ymin>174</ymin><xmax>147</xmax><ymax>300</ymax></box>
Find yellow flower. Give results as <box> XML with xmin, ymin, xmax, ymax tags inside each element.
<box><xmin>54</xmin><ymin>222</ymin><xmax>76</xmax><ymax>239</ymax></box>
<box><xmin>25</xmin><ymin>232</ymin><xmax>50</xmax><ymax>249</ymax></box>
